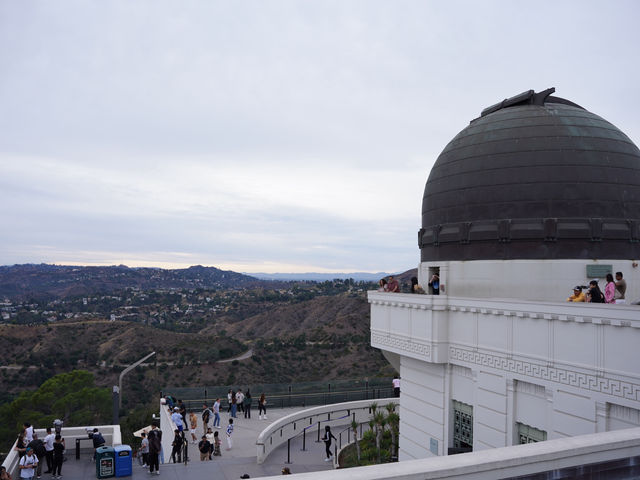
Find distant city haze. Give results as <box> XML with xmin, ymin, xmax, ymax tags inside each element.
<box><xmin>1</xmin><ymin>1</ymin><xmax>639</xmax><ymax>273</ymax></box>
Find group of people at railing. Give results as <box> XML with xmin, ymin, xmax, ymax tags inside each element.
<box><xmin>378</xmin><ymin>274</ymin><xmax>440</xmax><ymax>295</ymax></box>
<box><xmin>567</xmin><ymin>272</ymin><xmax>628</xmax><ymax>304</ymax></box>
<box><xmin>10</xmin><ymin>422</ymin><xmax>66</xmax><ymax>480</ymax></box>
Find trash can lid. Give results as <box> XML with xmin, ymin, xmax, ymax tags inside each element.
<box><xmin>113</xmin><ymin>445</ymin><xmax>131</xmax><ymax>453</ymax></box>
<box><xmin>96</xmin><ymin>446</ymin><xmax>114</xmax><ymax>453</ymax></box>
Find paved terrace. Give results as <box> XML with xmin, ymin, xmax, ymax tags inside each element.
<box><xmin>40</xmin><ymin>406</ymin><xmax>345</xmax><ymax>479</ymax></box>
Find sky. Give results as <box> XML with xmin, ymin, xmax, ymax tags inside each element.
<box><xmin>1</xmin><ymin>1</ymin><xmax>639</xmax><ymax>274</ymax></box>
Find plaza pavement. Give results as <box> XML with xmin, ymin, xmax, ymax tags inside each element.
<box><xmin>57</xmin><ymin>406</ymin><xmax>349</xmax><ymax>479</ymax></box>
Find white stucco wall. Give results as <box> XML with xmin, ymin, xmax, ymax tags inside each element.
<box><xmin>418</xmin><ymin>259</ymin><xmax>640</xmax><ymax>303</ymax></box>
<box><xmin>370</xmin><ymin>291</ymin><xmax>640</xmax><ymax>460</ymax></box>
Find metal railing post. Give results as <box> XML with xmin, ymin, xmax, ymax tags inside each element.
<box><xmin>317</xmin><ymin>422</ymin><xmax>321</xmax><ymax>442</ymax></box>
<box><xmin>285</xmin><ymin>438</ymin><xmax>292</xmax><ymax>464</ymax></box>
<box><xmin>302</xmin><ymin>428</ymin><xmax>306</xmax><ymax>451</ymax></box>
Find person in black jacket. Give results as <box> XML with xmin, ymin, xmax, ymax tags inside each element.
<box><xmin>322</xmin><ymin>426</ymin><xmax>336</xmax><ymax>462</ymax></box>
<box><xmin>147</xmin><ymin>422</ymin><xmax>162</xmax><ymax>475</ymax></box>
<box><xmin>587</xmin><ymin>280</ymin><xmax>605</xmax><ymax>303</ymax></box>
<box><xmin>198</xmin><ymin>435</ymin><xmax>211</xmax><ymax>462</ymax></box>
<box><xmin>52</xmin><ymin>434</ymin><xmax>65</xmax><ymax>479</ymax></box>
<box><xmin>171</xmin><ymin>429</ymin><xmax>184</xmax><ymax>463</ymax></box>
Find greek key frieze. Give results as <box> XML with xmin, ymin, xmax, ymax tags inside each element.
<box><xmin>449</xmin><ymin>346</ymin><xmax>640</xmax><ymax>402</ymax></box>
<box><xmin>371</xmin><ymin>332</ymin><xmax>431</xmax><ymax>358</ymax></box>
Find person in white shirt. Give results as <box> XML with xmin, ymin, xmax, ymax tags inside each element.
<box><xmin>226</xmin><ymin>419</ymin><xmax>234</xmax><ymax>450</ymax></box>
<box><xmin>236</xmin><ymin>390</ymin><xmax>245</xmax><ymax>415</ymax></box>
<box><xmin>23</xmin><ymin>423</ymin><xmax>34</xmax><ymax>443</ymax></box>
<box><xmin>19</xmin><ymin>448</ymin><xmax>38</xmax><ymax>479</ymax></box>
<box><xmin>43</xmin><ymin>427</ymin><xmax>55</xmax><ymax>474</ymax></box>
<box><xmin>213</xmin><ymin>399</ymin><xmax>221</xmax><ymax>428</ymax></box>
<box><xmin>171</xmin><ymin>407</ymin><xmax>184</xmax><ymax>432</ymax></box>
<box><xmin>392</xmin><ymin>376</ymin><xmax>400</xmax><ymax>397</ymax></box>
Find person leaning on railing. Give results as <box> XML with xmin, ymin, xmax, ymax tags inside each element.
<box><xmin>567</xmin><ymin>286</ymin><xmax>586</xmax><ymax>302</ymax></box>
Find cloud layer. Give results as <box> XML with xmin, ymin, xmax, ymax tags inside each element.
<box><xmin>1</xmin><ymin>1</ymin><xmax>639</xmax><ymax>272</ymax></box>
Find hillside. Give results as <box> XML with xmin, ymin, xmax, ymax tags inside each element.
<box><xmin>0</xmin><ymin>292</ymin><xmax>394</xmax><ymax>405</ymax></box>
<box><xmin>209</xmin><ymin>294</ymin><xmax>370</xmax><ymax>341</ymax></box>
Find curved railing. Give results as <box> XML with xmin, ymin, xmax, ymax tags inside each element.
<box><xmin>255</xmin><ymin>397</ymin><xmax>396</xmax><ymax>464</ymax></box>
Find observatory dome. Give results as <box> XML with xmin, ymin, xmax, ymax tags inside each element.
<box><xmin>420</xmin><ymin>88</ymin><xmax>640</xmax><ymax>262</ymax></box>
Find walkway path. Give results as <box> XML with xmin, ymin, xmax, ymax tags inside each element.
<box><xmin>217</xmin><ymin>348</ymin><xmax>254</xmax><ymax>363</ymax></box>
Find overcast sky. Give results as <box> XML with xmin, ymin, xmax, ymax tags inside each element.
<box><xmin>1</xmin><ymin>1</ymin><xmax>639</xmax><ymax>273</ymax></box>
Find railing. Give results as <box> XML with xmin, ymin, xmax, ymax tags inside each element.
<box><xmin>177</xmin><ymin>386</ymin><xmax>394</xmax><ymax>414</ymax></box>
<box><xmin>1</xmin><ymin>425</ymin><xmax>122</xmax><ymax>478</ymax></box>
<box><xmin>252</xmin><ymin>427</ymin><xmax>640</xmax><ymax>480</ymax></box>
<box><xmin>255</xmin><ymin>398</ymin><xmax>396</xmax><ymax>464</ymax></box>
<box><xmin>163</xmin><ymin>377</ymin><xmax>393</xmax><ymax>411</ymax></box>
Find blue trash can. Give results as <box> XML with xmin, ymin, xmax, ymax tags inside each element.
<box><xmin>113</xmin><ymin>445</ymin><xmax>132</xmax><ymax>477</ymax></box>
<box><xmin>96</xmin><ymin>446</ymin><xmax>115</xmax><ymax>479</ymax></box>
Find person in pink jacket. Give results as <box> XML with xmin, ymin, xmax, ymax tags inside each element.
<box><xmin>604</xmin><ymin>273</ymin><xmax>616</xmax><ymax>303</ymax></box>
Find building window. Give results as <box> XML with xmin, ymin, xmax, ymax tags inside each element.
<box><xmin>453</xmin><ymin>400</ymin><xmax>473</xmax><ymax>450</ymax></box>
<box><xmin>517</xmin><ymin>422</ymin><xmax>547</xmax><ymax>444</ymax></box>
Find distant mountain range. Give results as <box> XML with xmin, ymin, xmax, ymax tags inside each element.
<box><xmin>0</xmin><ymin>264</ymin><xmax>409</xmax><ymax>301</ymax></box>
<box><xmin>247</xmin><ymin>272</ymin><xmax>396</xmax><ymax>281</ymax></box>
<box><xmin>0</xmin><ymin>264</ymin><xmax>266</xmax><ymax>300</ymax></box>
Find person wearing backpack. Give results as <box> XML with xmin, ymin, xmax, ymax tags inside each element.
<box><xmin>26</xmin><ymin>434</ymin><xmax>46</xmax><ymax>478</ymax></box>
<box><xmin>19</xmin><ymin>447</ymin><xmax>38</xmax><ymax>479</ymax></box>
<box><xmin>202</xmin><ymin>403</ymin><xmax>212</xmax><ymax>433</ymax></box>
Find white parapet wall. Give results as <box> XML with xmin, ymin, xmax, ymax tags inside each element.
<box><xmin>159</xmin><ymin>399</ymin><xmax>181</xmax><ymax>461</ymax></box>
<box><xmin>255</xmin><ymin>398</ymin><xmax>397</xmax><ymax>464</ymax></box>
<box><xmin>253</xmin><ymin>426</ymin><xmax>640</xmax><ymax>480</ymax></box>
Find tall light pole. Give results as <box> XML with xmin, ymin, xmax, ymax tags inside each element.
<box><xmin>117</xmin><ymin>351</ymin><xmax>156</xmax><ymax>409</ymax></box>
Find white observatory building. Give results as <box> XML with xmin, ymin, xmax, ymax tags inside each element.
<box><xmin>369</xmin><ymin>88</ymin><xmax>640</xmax><ymax>461</ymax></box>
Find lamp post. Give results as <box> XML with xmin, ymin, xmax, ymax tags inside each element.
<box><xmin>117</xmin><ymin>351</ymin><xmax>156</xmax><ymax>409</ymax></box>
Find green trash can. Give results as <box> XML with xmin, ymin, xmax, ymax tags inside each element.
<box><xmin>96</xmin><ymin>446</ymin><xmax>115</xmax><ymax>479</ymax></box>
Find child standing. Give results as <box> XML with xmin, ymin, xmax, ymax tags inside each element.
<box><xmin>189</xmin><ymin>412</ymin><xmax>198</xmax><ymax>444</ymax></box>
<box><xmin>213</xmin><ymin>431</ymin><xmax>221</xmax><ymax>457</ymax></box>
<box><xmin>205</xmin><ymin>428</ymin><xmax>215</xmax><ymax>460</ymax></box>
<box><xmin>226</xmin><ymin>419</ymin><xmax>234</xmax><ymax>450</ymax></box>
<box><xmin>139</xmin><ymin>432</ymin><xmax>149</xmax><ymax>467</ymax></box>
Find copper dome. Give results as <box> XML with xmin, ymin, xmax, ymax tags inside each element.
<box><xmin>420</xmin><ymin>88</ymin><xmax>640</xmax><ymax>261</ymax></box>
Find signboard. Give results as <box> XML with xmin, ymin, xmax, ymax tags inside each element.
<box><xmin>100</xmin><ymin>458</ymin><xmax>114</xmax><ymax>476</ymax></box>
<box><xmin>430</xmin><ymin>437</ymin><xmax>438</xmax><ymax>455</ymax></box>
<box><xmin>586</xmin><ymin>265</ymin><xmax>612</xmax><ymax>278</ymax></box>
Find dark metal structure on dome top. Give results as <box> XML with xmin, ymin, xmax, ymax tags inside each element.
<box><xmin>419</xmin><ymin>88</ymin><xmax>640</xmax><ymax>261</ymax></box>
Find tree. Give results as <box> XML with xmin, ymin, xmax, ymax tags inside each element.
<box><xmin>0</xmin><ymin>370</ymin><xmax>110</xmax><ymax>453</ymax></box>
<box><xmin>351</xmin><ymin>419</ymin><xmax>361</xmax><ymax>464</ymax></box>
<box><xmin>385</xmin><ymin>403</ymin><xmax>399</xmax><ymax>460</ymax></box>
<box><xmin>373</xmin><ymin>411</ymin><xmax>387</xmax><ymax>463</ymax></box>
